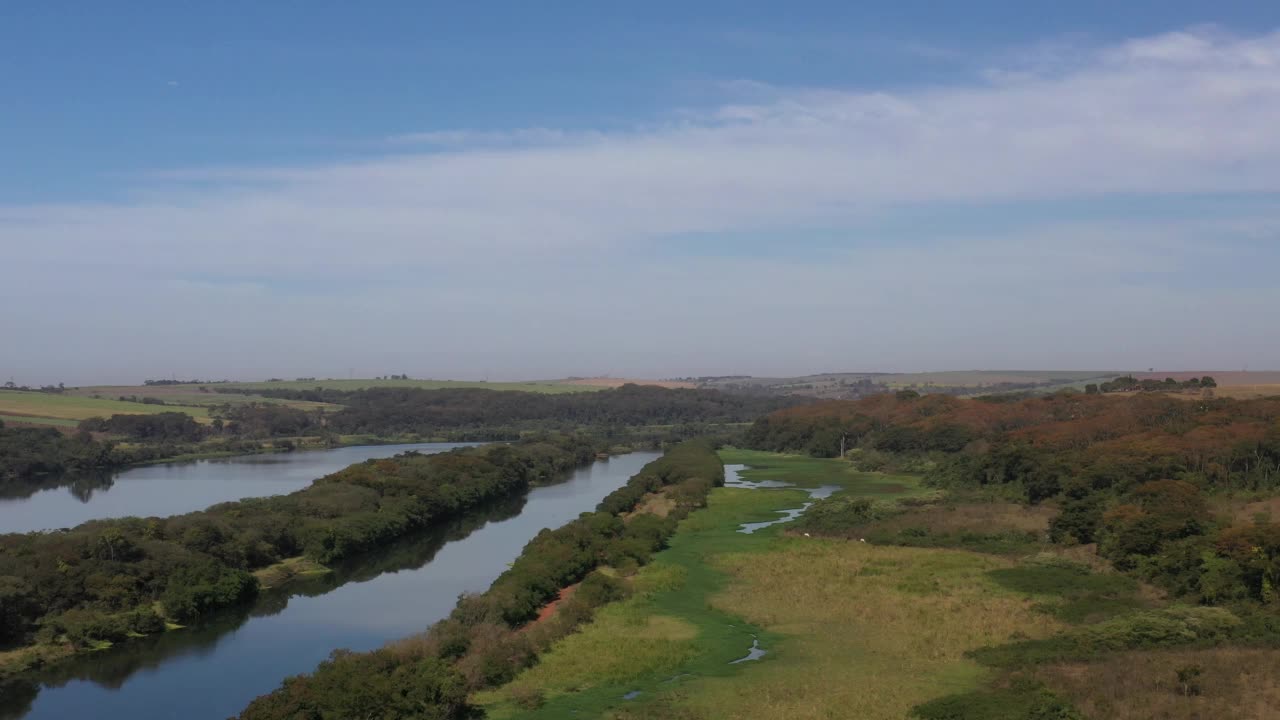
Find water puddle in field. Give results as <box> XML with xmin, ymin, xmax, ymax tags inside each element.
<box><xmin>730</xmin><ymin>637</ymin><xmax>766</xmax><ymax>664</ymax></box>
<box><xmin>723</xmin><ymin>464</ymin><xmax>839</xmax><ymax>534</ymax></box>
<box><xmin>622</xmin><ymin>690</ymin><xmax>643</xmax><ymax>700</ymax></box>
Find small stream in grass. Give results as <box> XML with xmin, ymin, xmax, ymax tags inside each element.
<box><xmin>723</xmin><ymin>463</ymin><xmax>839</xmax><ymax>534</ymax></box>
<box><xmin>619</xmin><ymin>464</ymin><xmax>837</xmax><ymax>702</ymax></box>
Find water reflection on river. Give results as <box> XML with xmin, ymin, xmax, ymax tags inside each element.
<box><xmin>0</xmin><ymin>442</ymin><xmax>478</xmax><ymax>534</ymax></box>
<box><xmin>0</xmin><ymin>451</ymin><xmax>660</xmax><ymax>720</ymax></box>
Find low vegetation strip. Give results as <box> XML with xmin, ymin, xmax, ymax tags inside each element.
<box><xmin>234</xmin><ymin>440</ymin><xmax>726</xmax><ymax>719</ymax></box>
<box><xmin>0</xmin><ymin>434</ymin><xmax>598</xmax><ymax>677</ymax></box>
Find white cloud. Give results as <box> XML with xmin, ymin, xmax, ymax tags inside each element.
<box><xmin>3</xmin><ymin>27</ymin><xmax>1280</xmax><ymax>382</ymax></box>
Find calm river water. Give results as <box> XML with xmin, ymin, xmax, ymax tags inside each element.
<box><xmin>0</xmin><ymin>442</ymin><xmax>478</xmax><ymax>534</ymax></box>
<box><xmin>0</xmin><ymin>449</ymin><xmax>661</xmax><ymax>720</ymax></box>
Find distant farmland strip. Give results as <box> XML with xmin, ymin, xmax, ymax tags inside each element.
<box><xmin>0</xmin><ymin>391</ymin><xmax>211</xmax><ymax>422</ymax></box>
<box><xmin>217</xmin><ymin>378</ymin><xmax>599</xmax><ymax>394</ymax></box>
<box><xmin>0</xmin><ymin>413</ymin><xmax>80</xmax><ymax>427</ymax></box>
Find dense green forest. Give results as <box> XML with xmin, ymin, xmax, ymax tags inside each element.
<box><xmin>211</xmin><ymin>383</ymin><xmax>803</xmax><ymax>436</ymax></box>
<box><xmin>0</xmin><ymin>435</ymin><xmax>599</xmax><ymax>661</ymax></box>
<box><xmin>237</xmin><ymin>440</ymin><xmax>724</xmax><ymax>720</ymax></box>
<box><xmin>747</xmin><ymin>393</ymin><xmax>1280</xmax><ymax>605</ymax></box>
<box><xmin>1092</xmin><ymin>375</ymin><xmax>1218</xmax><ymax>394</ymax></box>
<box><xmin>0</xmin><ymin>420</ymin><xmax>180</xmax><ymax>483</ymax></box>
<box><xmin>3</xmin><ymin>385</ymin><xmax>792</xmax><ymax>489</ymax></box>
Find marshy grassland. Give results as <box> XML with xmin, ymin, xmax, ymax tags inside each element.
<box><xmin>474</xmin><ymin>486</ymin><xmax>806</xmax><ymax>719</ymax></box>
<box><xmin>478</xmin><ymin>451</ymin><xmax>1071</xmax><ymax>719</ymax></box>
<box><xmin>718</xmin><ymin>448</ymin><xmax>924</xmax><ymax>495</ymax></box>
<box><xmin>479</xmin><ymin>448</ymin><xmax>1280</xmax><ymax>719</ymax></box>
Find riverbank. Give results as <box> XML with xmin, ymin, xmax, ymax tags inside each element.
<box><xmin>0</xmin><ymin>436</ymin><xmax>600</xmax><ymax>685</ymax></box>
<box><xmin>127</xmin><ymin>432</ymin><xmax>445</xmax><ymax>466</ymax></box>
<box><xmin>234</xmin><ymin>441</ymin><xmax>725</xmax><ymax>719</ymax></box>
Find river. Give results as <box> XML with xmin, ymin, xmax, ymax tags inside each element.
<box><xmin>0</xmin><ymin>449</ymin><xmax>661</xmax><ymax>720</ymax></box>
<box><xmin>0</xmin><ymin>442</ymin><xmax>478</xmax><ymax>534</ymax></box>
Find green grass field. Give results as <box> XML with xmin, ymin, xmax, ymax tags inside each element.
<box><xmin>68</xmin><ymin>389</ymin><xmax>339</xmax><ymax>410</ymax></box>
<box><xmin>475</xmin><ymin>486</ymin><xmax>810</xmax><ymax>719</ymax></box>
<box><xmin>0</xmin><ymin>413</ymin><xmax>81</xmax><ymax>427</ymax></box>
<box><xmin>719</xmin><ymin>448</ymin><xmax>925</xmax><ymax>495</ymax></box>
<box><xmin>476</xmin><ymin>452</ymin><xmax>1048</xmax><ymax>719</ymax></box>
<box><xmin>0</xmin><ymin>391</ymin><xmax>211</xmax><ymax>423</ymax></box>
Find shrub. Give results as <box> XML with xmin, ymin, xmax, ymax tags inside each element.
<box><xmin>911</xmin><ymin>679</ymin><xmax>1082</xmax><ymax>720</ymax></box>
<box><xmin>970</xmin><ymin>606</ymin><xmax>1244</xmax><ymax>667</ymax></box>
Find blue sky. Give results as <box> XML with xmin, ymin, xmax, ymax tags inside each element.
<box><xmin>3</xmin><ymin>3</ymin><xmax>1280</xmax><ymax>383</ymax></box>
<box><xmin>6</xmin><ymin>1</ymin><xmax>1277</xmax><ymax>199</ymax></box>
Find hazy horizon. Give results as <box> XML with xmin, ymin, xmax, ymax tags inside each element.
<box><xmin>8</xmin><ymin>366</ymin><xmax>1272</xmax><ymax>390</ymax></box>
<box><xmin>5</xmin><ymin>5</ymin><xmax>1280</xmax><ymax>385</ymax></box>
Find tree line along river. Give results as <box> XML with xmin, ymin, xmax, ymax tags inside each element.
<box><xmin>0</xmin><ymin>444</ymin><xmax>662</xmax><ymax>720</ymax></box>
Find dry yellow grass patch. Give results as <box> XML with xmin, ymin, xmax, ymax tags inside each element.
<box><xmin>1204</xmin><ymin>384</ymin><xmax>1280</xmax><ymax>399</ymax></box>
<box><xmin>1040</xmin><ymin>647</ymin><xmax>1280</xmax><ymax>719</ymax></box>
<box><xmin>626</xmin><ymin>489</ymin><xmax>677</xmax><ymax>520</ymax></box>
<box><xmin>674</xmin><ymin>539</ymin><xmax>1064</xmax><ymax>720</ymax></box>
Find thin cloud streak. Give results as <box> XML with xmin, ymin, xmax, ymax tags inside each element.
<box><xmin>2</xmin><ymin>28</ymin><xmax>1279</xmax><ymax>383</ymax></box>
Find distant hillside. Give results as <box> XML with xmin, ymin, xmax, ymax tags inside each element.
<box><xmin>693</xmin><ymin>370</ymin><xmax>1123</xmax><ymax>400</ymax></box>
<box><xmin>1132</xmin><ymin>371</ymin><xmax>1280</xmax><ymax>399</ymax></box>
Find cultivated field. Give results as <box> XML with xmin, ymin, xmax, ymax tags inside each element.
<box><xmin>214</xmin><ymin>378</ymin><xmax>600</xmax><ymax>394</ymax></box>
<box><xmin>64</xmin><ymin>384</ymin><xmax>340</xmax><ymax>410</ymax></box>
<box><xmin>559</xmin><ymin>377</ymin><xmax>696</xmax><ymax>390</ymax></box>
<box><xmin>0</xmin><ymin>391</ymin><xmax>211</xmax><ymax>425</ymax></box>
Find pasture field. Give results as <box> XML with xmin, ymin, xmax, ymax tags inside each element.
<box><xmin>65</xmin><ymin>384</ymin><xmax>342</xmax><ymax>410</ymax></box>
<box><xmin>0</xmin><ymin>390</ymin><xmax>211</xmax><ymax>423</ymax></box>
<box><xmin>478</xmin><ymin>452</ymin><xmax>1058</xmax><ymax>719</ymax></box>
<box><xmin>0</xmin><ymin>413</ymin><xmax>80</xmax><ymax>427</ymax></box>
